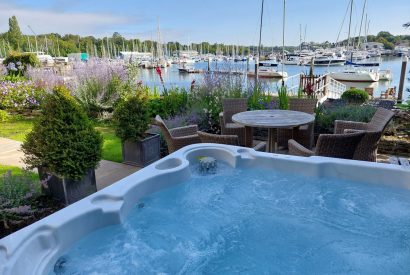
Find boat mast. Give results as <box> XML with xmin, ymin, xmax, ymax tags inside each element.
<box><xmin>27</xmin><ymin>25</ymin><xmax>38</xmax><ymax>53</ymax></box>
<box><xmin>347</xmin><ymin>0</ymin><xmax>353</xmax><ymax>51</ymax></box>
<box><xmin>357</xmin><ymin>0</ymin><xmax>367</xmax><ymax>49</ymax></box>
<box><xmin>299</xmin><ymin>24</ymin><xmax>302</xmax><ymax>53</ymax></box>
<box><xmin>256</xmin><ymin>0</ymin><xmax>264</xmax><ymax>82</ymax></box>
<box><xmin>281</xmin><ymin>0</ymin><xmax>286</xmax><ymax>85</ymax></box>
<box><xmin>257</xmin><ymin>0</ymin><xmax>264</xmax><ymax>61</ymax></box>
<box><xmin>157</xmin><ymin>17</ymin><xmax>163</xmax><ymax>59</ymax></box>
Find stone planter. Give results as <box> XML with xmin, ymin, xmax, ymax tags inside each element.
<box><xmin>122</xmin><ymin>133</ymin><xmax>160</xmax><ymax>167</ymax></box>
<box><xmin>38</xmin><ymin>167</ymin><xmax>97</xmax><ymax>205</ymax></box>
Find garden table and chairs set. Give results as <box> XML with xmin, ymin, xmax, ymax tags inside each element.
<box><xmin>155</xmin><ymin>98</ymin><xmax>395</xmax><ymax>162</ymax></box>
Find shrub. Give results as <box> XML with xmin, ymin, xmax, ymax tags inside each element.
<box><xmin>1</xmin><ymin>75</ymin><xmax>27</xmax><ymax>83</ymax></box>
<box><xmin>248</xmin><ymin>82</ymin><xmax>275</xmax><ymax>110</ymax></box>
<box><xmin>397</xmin><ymin>100</ymin><xmax>410</xmax><ymax>111</ymax></box>
<box><xmin>3</xmin><ymin>52</ymin><xmax>40</xmax><ymax>76</ymax></box>
<box><xmin>0</xmin><ymin>169</ymin><xmax>37</xmax><ymax>210</ymax></box>
<box><xmin>113</xmin><ymin>93</ymin><xmax>150</xmax><ymax>142</ymax></box>
<box><xmin>147</xmin><ymin>87</ymin><xmax>189</xmax><ymax>119</ymax></box>
<box><xmin>341</xmin><ymin>88</ymin><xmax>369</xmax><ymax>104</ymax></box>
<box><xmin>315</xmin><ymin>104</ymin><xmax>377</xmax><ymax>134</ymax></box>
<box><xmin>22</xmin><ymin>86</ymin><xmax>103</xmax><ymax>181</ymax></box>
<box><xmin>0</xmin><ymin>80</ymin><xmax>46</xmax><ymax>111</ymax></box>
<box><xmin>278</xmin><ymin>85</ymin><xmax>289</xmax><ymax>110</ymax></box>
<box><xmin>69</xmin><ymin>59</ymin><xmax>129</xmax><ymax>119</ymax></box>
<box><xmin>188</xmin><ymin>72</ymin><xmax>247</xmax><ymax>133</ymax></box>
<box><xmin>0</xmin><ymin>110</ymin><xmax>8</xmax><ymax>122</ymax></box>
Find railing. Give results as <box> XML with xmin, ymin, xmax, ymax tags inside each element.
<box><xmin>285</xmin><ymin>73</ymin><xmax>302</xmax><ymax>96</ymax></box>
<box><xmin>326</xmin><ymin>77</ymin><xmax>347</xmax><ymax>100</ymax></box>
<box><xmin>302</xmin><ymin>73</ymin><xmax>346</xmax><ymax>103</ymax></box>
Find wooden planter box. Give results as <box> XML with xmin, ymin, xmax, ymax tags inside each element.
<box><xmin>38</xmin><ymin>167</ymin><xmax>97</xmax><ymax>205</ymax></box>
<box><xmin>122</xmin><ymin>133</ymin><xmax>161</xmax><ymax>167</ymax></box>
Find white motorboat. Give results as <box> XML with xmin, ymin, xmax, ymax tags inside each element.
<box><xmin>247</xmin><ymin>60</ymin><xmax>288</xmax><ymax>78</ymax></box>
<box><xmin>329</xmin><ymin>68</ymin><xmax>379</xmax><ymax>82</ymax></box>
<box><xmin>312</xmin><ymin>53</ymin><xmax>346</xmax><ymax>66</ymax></box>
<box><xmin>283</xmin><ymin>55</ymin><xmax>300</xmax><ymax>65</ymax></box>
<box><xmin>179</xmin><ymin>57</ymin><xmax>195</xmax><ymax>64</ymax></box>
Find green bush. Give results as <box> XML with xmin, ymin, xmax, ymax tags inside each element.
<box><xmin>1</xmin><ymin>75</ymin><xmax>27</xmax><ymax>83</ymax></box>
<box><xmin>315</xmin><ymin>104</ymin><xmax>377</xmax><ymax>134</ymax></box>
<box><xmin>3</xmin><ymin>52</ymin><xmax>40</xmax><ymax>76</ymax></box>
<box><xmin>248</xmin><ymin>83</ymin><xmax>273</xmax><ymax>110</ymax></box>
<box><xmin>278</xmin><ymin>85</ymin><xmax>289</xmax><ymax>110</ymax></box>
<box><xmin>341</xmin><ymin>88</ymin><xmax>369</xmax><ymax>104</ymax></box>
<box><xmin>147</xmin><ymin>87</ymin><xmax>189</xmax><ymax>119</ymax></box>
<box><xmin>113</xmin><ymin>93</ymin><xmax>150</xmax><ymax>142</ymax></box>
<box><xmin>0</xmin><ymin>110</ymin><xmax>8</xmax><ymax>122</ymax></box>
<box><xmin>397</xmin><ymin>100</ymin><xmax>410</xmax><ymax>111</ymax></box>
<box><xmin>22</xmin><ymin>86</ymin><xmax>103</xmax><ymax>181</ymax></box>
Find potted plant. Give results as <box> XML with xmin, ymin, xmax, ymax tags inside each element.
<box><xmin>113</xmin><ymin>93</ymin><xmax>160</xmax><ymax>167</ymax></box>
<box><xmin>21</xmin><ymin>86</ymin><xmax>103</xmax><ymax>205</ymax></box>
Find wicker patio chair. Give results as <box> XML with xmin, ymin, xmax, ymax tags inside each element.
<box><xmin>365</xmin><ymin>87</ymin><xmax>374</xmax><ymax>99</ymax></box>
<box><xmin>288</xmin><ymin>131</ymin><xmax>366</xmax><ymax>159</ymax></box>
<box><xmin>153</xmin><ymin>115</ymin><xmax>201</xmax><ymax>153</ymax></box>
<box><xmin>334</xmin><ymin>107</ymin><xmax>395</xmax><ymax>161</ymax></box>
<box><xmin>197</xmin><ymin>131</ymin><xmax>266</xmax><ymax>151</ymax></box>
<box><xmin>219</xmin><ymin>98</ymin><xmax>248</xmax><ymax>146</ymax></box>
<box><xmin>277</xmin><ymin>98</ymin><xmax>317</xmax><ymax>149</ymax></box>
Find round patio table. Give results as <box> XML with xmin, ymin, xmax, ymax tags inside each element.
<box><xmin>232</xmin><ymin>110</ymin><xmax>315</xmax><ymax>152</ymax></box>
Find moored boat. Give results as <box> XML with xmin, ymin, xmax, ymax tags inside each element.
<box><xmin>247</xmin><ymin>60</ymin><xmax>288</xmax><ymax>78</ymax></box>
<box><xmin>329</xmin><ymin>68</ymin><xmax>379</xmax><ymax>82</ymax></box>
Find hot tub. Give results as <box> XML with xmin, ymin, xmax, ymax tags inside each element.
<box><xmin>1</xmin><ymin>144</ymin><xmax>410</xmax><ymax>274</ymax></box>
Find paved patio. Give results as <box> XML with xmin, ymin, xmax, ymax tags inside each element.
<box><xmin>0</xmin><ymin>137</ymin><xmax>139</xmax><ymax>190</ymax></box>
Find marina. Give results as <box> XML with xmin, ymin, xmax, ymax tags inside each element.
<box><xmin>134</xmin><ymin>56</ymin><xmax>408</xmax><ymax>100</ymax></box>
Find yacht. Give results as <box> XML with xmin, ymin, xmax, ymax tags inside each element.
<box><xmin>247</xmin><ymin>60</ymin><xmax>288</xmax><ymax>78</ymax></box>
<box><xmin>312</xmin><ymin>53</ymin><xmax>345</xmax><ymax>66</ymax></box>
<box><xmin>283</xmin><ymin>54</ymin><xmax>300</xmax><ymax>65</ymax></box>
<box><xmin>329</xmin><ymin>68</ymin><xmax>379</xmax><ymax>82</ymax></box>
<box><xmin>179</xmin><ymin>57</ymin><xmax>195</xmax><ymax>64</ymax></box>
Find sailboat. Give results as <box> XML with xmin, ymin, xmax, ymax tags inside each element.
<box><xmin>247</xmin><ymin>0</ymin><xmax>288</xmax><ymax>79</ymax></box>
<box><xmin>329</xmin><ymin>0</ymin><xmax>379</xmax><ymax>82</ymax></box>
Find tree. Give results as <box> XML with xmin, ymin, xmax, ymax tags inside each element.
<box><xmin>7</xmin><ymin>16</ymin><xmax>22</xmax><ymax>50</ymax></box>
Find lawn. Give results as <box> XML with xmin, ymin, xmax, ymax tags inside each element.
<box><xmin>95</xmin><ymin>123</ymin><xmax>122</xmax><ymax>163</ymax></box>
<box><xmin>0</xmin><ymin>117</ymin><xmax>33</xmax><ymax>142</ymax></box>
<box><xmin>0</xmin><ymin>117</ymin><xmax>122</xmax><ymax>163</ymax></box>
<box><xmin>0</xmin><ymin>164</ymin><xmax>38</xmax><ymax>180</ymax></box>
<box><xmin>0</xmin><ymin>164</ymin><xmax>39</xmax><ymax>192</ymax></box>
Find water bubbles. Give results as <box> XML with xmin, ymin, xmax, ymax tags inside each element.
<box><xmin>53</xmin><ymin>256</ymin><xmax>68</xmax><ymax>274</ymax></box>
<box><xmin>198</xmin><ymin>156</ymin><xmax>217</xmax><ymax>175</ymax></box>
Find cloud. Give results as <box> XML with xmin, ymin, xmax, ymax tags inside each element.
<box><xmin>0</xmin><ymin>2</ymin><xmax>142</xmax><ymax>37</ymax></box>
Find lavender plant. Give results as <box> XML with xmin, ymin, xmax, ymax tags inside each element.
<box><xmin>0</xmin><ymin>169</ymin><xmax>38</xmax><ymax>229</ymax></box>
<box><xmin>189</xmin><ymin>72</ymin><xmax>247</xmax><ymax>132</ymax></box>
<box><xmin>68</xmin><ymin>58</ymin><xmax>131</xmax><ymax>118</ymax></box>
<box><xmin>26</xmin><ymin>66</ymin><xmax>65</xmax><ymax>91</ymax></box>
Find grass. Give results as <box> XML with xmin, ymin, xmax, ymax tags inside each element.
<box><xmin>0</xmin><ymin>116</ymin><xmax>122</xmax><ymax>163</ymax></box>
<box><xmin>0</xmin><ymin>164</ymin><xmax>39</xmax><ymax>191</ymax></box>
<box><xmin>0</xmin><ymin>164</ymin><xmax>38</xmax><ymax>179</ymax></box>
<box><xmin>0</xmin><ymin>117</ymin><xmax>33</xmax><ymax>142</ymax></box>
<box><xmin>94</xmin><ymin>123</ymin><xmax>122</xmax><ymax>163</ymax></box>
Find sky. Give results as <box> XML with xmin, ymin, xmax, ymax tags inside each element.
<box><xmin>0</xmin><ymin>0</ymin><xmax>409</xmax><ymax>46</ymax></box>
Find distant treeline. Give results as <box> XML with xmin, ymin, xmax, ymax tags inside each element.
<box><xmin>1</xmin><ymin>16</ymin><xmax>409</xmax><ymax>58</ymax></box>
